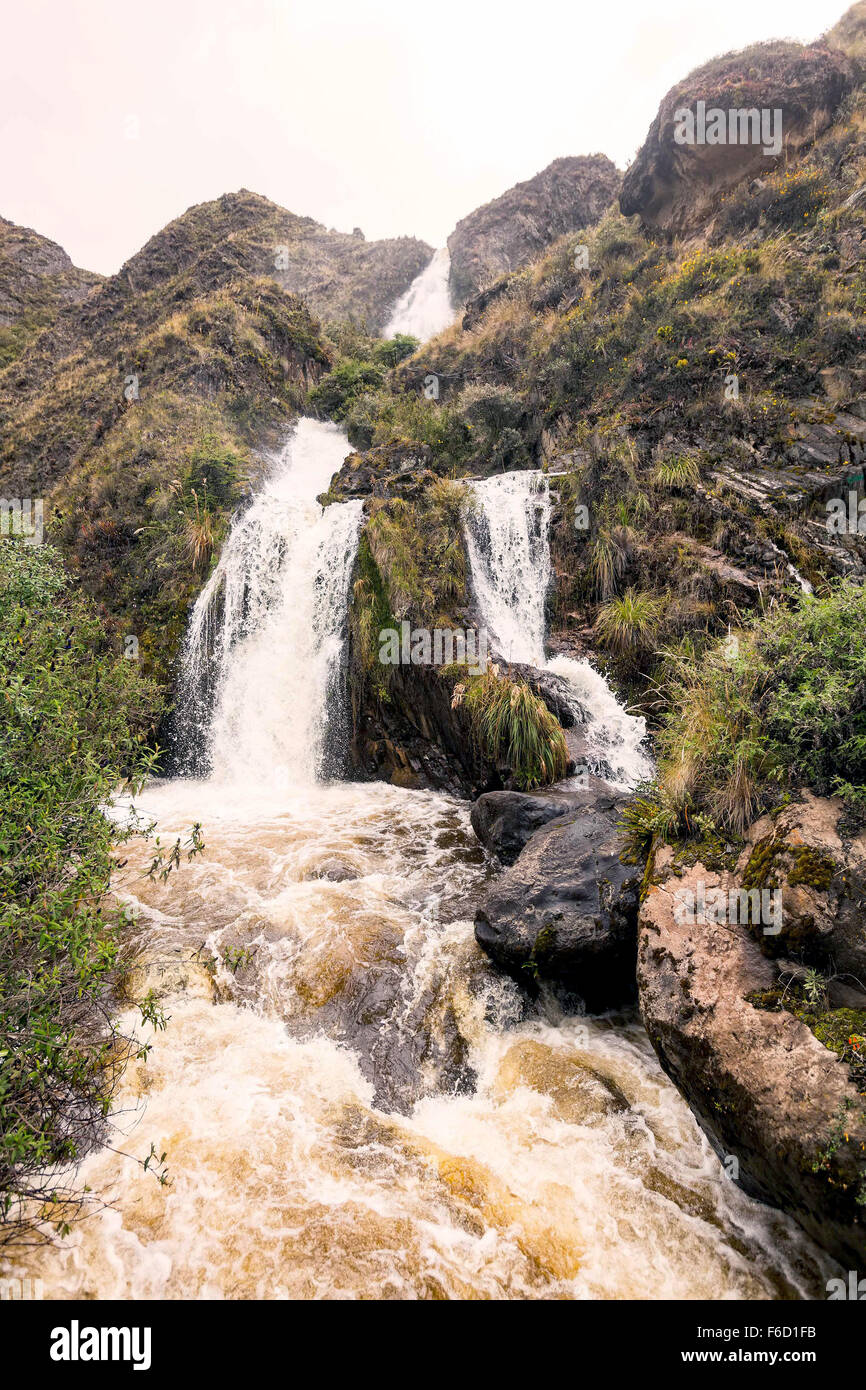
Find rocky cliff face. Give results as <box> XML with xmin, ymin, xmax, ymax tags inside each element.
<box><xmin>638</xmin><ymin>796</ymin><xmax>866</xmax><ymax>1268</ymax></box>
<box><xmin>447</xmin><ymin>156</ymin><xmax>621</xmax><ymax>303</ymax></box>
<box><xmin>0</xmin><ymin>216</ymin><xmax>100</xmax><ymax>368</ymax></box>
<box><xmin>619</xmin><ymin>40</ymin><xmax>856</xmax><ymax>233</ymax></box>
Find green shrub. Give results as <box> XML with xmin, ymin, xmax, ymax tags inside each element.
<box><xmin>308</xmin><ymin>359</ymin><xmax>385</xmax><ymax>419</ymax></box>
<box><xmin>0</xmin><ymin>541</ymin><xmax>163</xmax><ymax>1242</ymax></box>
<box><xmin>652</xmin><ymin>581</ymin><xmax>866</xmax><ymax>836</ymax></box>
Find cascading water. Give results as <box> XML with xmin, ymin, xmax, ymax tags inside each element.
<box><xmin>384</xmin><ymin>248</ymin><xmax>455</xmax><ymax>342</ymax></box>
<box><xmin>177</xmin><ymin>418</ymin><xmax>363</xmax><ymax>786</ymax></box>
<box><xmin>464</xmin><ymin>471</ymin><xmax>653</xmax><ymax>789</ymax></box>
<box><xmin>14</xmin><ymin>427</ymin><xmax>835</xmax><ymax>1301</ymax></box>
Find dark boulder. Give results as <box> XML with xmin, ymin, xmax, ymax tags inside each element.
<box><xmin>474</xmin><ymin>790</ymin><xmax>641</xmax><ymax>1011</ymax></box>
<box><xmin>470</xmin><ymin>778</ymin><xmax>613</xmax><ymax>866</ymax></box>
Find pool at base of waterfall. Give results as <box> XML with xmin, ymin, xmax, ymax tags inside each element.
<box><xmin>14</xmin><ymin>777</ymin><xmax>835</xmax><ymax>1300</ymax></box>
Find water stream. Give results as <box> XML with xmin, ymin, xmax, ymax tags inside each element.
<box><xmin>464</xmin><ymin>471</ymin><xmax>653</xmax><ymax>789</ymax></box>
<box><xmin>17</xmin><ymin>421</ymin><xmax>835</xmax><ymax>1300</ymax></box>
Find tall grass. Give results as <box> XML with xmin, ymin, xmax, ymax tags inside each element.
<box><xmin>464</xmin><ymin>668</ymin><xmax>568</xmax><ymax>790</ymax></box>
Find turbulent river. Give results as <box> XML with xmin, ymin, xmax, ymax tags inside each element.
<box><xmin>20</xmin><ymin>414</ymin><xmax>836</xmax><ymax>1300</ymax></box>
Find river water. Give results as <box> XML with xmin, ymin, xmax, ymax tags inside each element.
<box><xmin>18</xmin><ymin>419</ymin><xmax>835</xmax><ymax>1300</ymax></box>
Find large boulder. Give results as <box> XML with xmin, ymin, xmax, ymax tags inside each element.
<box><xmin>471</xmin><ymin>779</ymin><xmax>598</xmax><ymax>866</ymax></box>
<box><xmin>638</xmin><ymin>794</ymin><xmax>866</xmax><ymax>1268</ymax></box>
<box><xmin>474</xmin><ymin>788</ymin><xmax>641</xmax><ymax>1010</ymax></box>
<box><xmin>447</xmin><ymin>155</ymin><xmax>621</xmax><ymax>303</ymax></box>
<box><xmin>619</xmin><ymin>40</ymin><xmax>855</xmax><ymax>233</ymax></box>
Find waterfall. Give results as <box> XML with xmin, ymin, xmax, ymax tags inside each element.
<box><xmin>25</xmin><ymin>440</ymin><xmax>829</xmax><ymax>1304</ymax></box>
<box><xmin>177</xmin><ymin>418</ymin><xmax>363</xmax><ymax>788</ymax></box>
<box><xmin>463</xmin><ymin>472</ymin><xmax>551</xmax><ymax>666</ymax></box>
<box><xmin>464</xmin><ymin>471</ymin><xmax>653</xmax><ymax>790</ymax></box>
<box><xmin>384</xmin><ymin>248</ymin><xmax>455</xmax><ymax>342</ymax></box>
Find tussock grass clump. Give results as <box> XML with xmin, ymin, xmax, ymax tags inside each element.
<box><xmin>595</xmin><ymin>587</ymin><xmax>666</xmax><ymax>658</ymax></box>
<box><xmin>652</xmin><ymin>453</ymin><xmax>701</xmax><ymax>492</ymax></box>
<box><xmin>462</xmin><ymin>668</ymin><xmax>568</xmax><ymax>791</ymax></box>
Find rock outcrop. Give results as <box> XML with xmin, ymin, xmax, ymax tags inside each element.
<box><xmin>474</xmin><ymin>786</ymin><xmax>641</xmax><ymax>1011</ymax></box>
<box><xmin>619</xmin><ymin>40</ymin><xmax>855</xmax><ymax>233</ymax></box>
<box><xmin>638</xmin><ymin>794</ymin><xmax>866</xmax><ymax>1268</ymax></box>
<box><xmin>447</xmin><ymin>156</ymin><xmax>621</xmax><ymax>303</ymax></box>
<box><xmin>0</xmin><ymin>216</ymin><xmax>100</xmax><ymax>366</ymax></box>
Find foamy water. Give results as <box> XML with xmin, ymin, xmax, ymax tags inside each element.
<box><xmin>465</xmin><ymin>472</ymin><xmax>653</xmax><ymax>789</ymax></box>
<box><xmin>7</xmin><ymin>426</ymin><xmax>835</xmax><ymax>1301</ymax></box>
<box><xmin>384</xmin><ymin>249</ymin><xmax>455</xmax><ymax>343</ymax></box>
<box><xmin>14</xmin><ymin>778</ymin><xmax>834</xmax><ymax>1300</ymax></box>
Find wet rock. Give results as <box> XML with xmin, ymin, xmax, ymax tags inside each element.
<box><xmin>303</xmin><ymin>858</ymin><xmax>359</xmax><ymax>883</ymax></box>
<box><xmin>347</xmin><ymin>645</ymin><xmax>580</xmax><ymax>799</ymax></box>
<box><xmin>471</xmin><ymin>790</ymin><xmax>570</xmax><ymax>865</ymax></box>
<box><xmin>495</xmin><ymin>1039</ymin><xmax>629</xmax><ymax>1124</ymax></box>
<box><xmin>474</xmin><ymin>790</ymin><xmax>641</xmax><ymax>1011</ymax></box>
<box><xmin>638</xmin><ymin>794</ymin><xmax>866</xmax><ymax>1268</ymax></box>
<box><xmin>620</xmin><ymin>41</ymin><xmax>855</xmax><ymax>234</ymax></box>
<box><xmin>507</xmin><ymin>662</ymin><xmax>577</xmax><ymax>727</ymax></box>
<box><xmin>470</xmin><ymin>779</ymin><xmax>613</xmax><ymax>866</ymax></box>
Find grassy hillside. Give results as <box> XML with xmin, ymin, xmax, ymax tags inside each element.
<box><xmin>325</xmin><ymin>79</ymin><xmax>866</xmax><ymax>701</ymax></box>
<box><xmin>0</xmin><ymin>198</ymin><xmax>341</xmax><ymax>691</ymax></box>
<box><xmin>0</xmin><ymin>216</ymin><xmax>101</xmax><ymax>370</ymax></box>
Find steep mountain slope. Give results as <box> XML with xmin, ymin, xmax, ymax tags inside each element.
<box><xmin>328</xmin><ymin>23</ymin><xmax>866</xmax><ymax>704</ymax></box>
<box><xmin>121</xmin><ymin>189</ymin><xmax>432</xmax><ymax>331</ymax></box>
<box><xmin>0</xmin><ymin>216</ymin><xmax>101</xmax><ymax>368</ymax></box>
<box><xmin>447</xmin><ymin>155</ymin><xmax>621</xmax><ymax>303</ymax></box>
<box><xmin>0</xmin><ymin>194</ymin><xmax>338</xmax><ymax>686</ymax></box>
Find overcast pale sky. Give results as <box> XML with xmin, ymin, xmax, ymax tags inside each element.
<box><xmin>0</xmin><ymin>0</ymin><xmax>851</xmax><ymax>274</ymax></box>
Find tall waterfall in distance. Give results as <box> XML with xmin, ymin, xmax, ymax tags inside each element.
<box><xmin>465</xmin><ymin>471</ymin><xmax>653</xmax><ymax>790</ymax></box>
<box><xmin>384</xmin><ymin>248</ymin><xmax>455</xmax><ymax>342</ymax></box>
<box><xmin>177</xmin><ymin>418</ymin><xmax>362</xmax><ymax>788</ymax></box>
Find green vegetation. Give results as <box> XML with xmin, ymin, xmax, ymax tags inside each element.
<box><xmin>629</xmin><ymin>581</ymin><xmax>866</xmax><ymax>840</ymax></box>
<box><xmin>594</xmin><ymin>587</ymin><xmax>666</xmax><ymax>663</ymax></box>
<box><xmin>460</xmin><ymin>667</ymin><xmax>569</xmax><ymax>791</ymax></box>
<box><xmin>363</xmin><ymin>480</ymin><xmax>470</xmax><ymax>625</ymax></box>
<box><xmin>308</xmin><ymin>332</ymin><xmax>419</xmax><ymax>424</ymax></box>
<box><xmin>0</xmin><ymin>540</ymin><xmax>167</xmax><ymax>1243</ymax></box>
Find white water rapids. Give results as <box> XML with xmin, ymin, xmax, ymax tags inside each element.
<box><xmin>14</xmin><ymin>422</ymin><xmax>835</xmax><ymax>1300</ymax></box>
